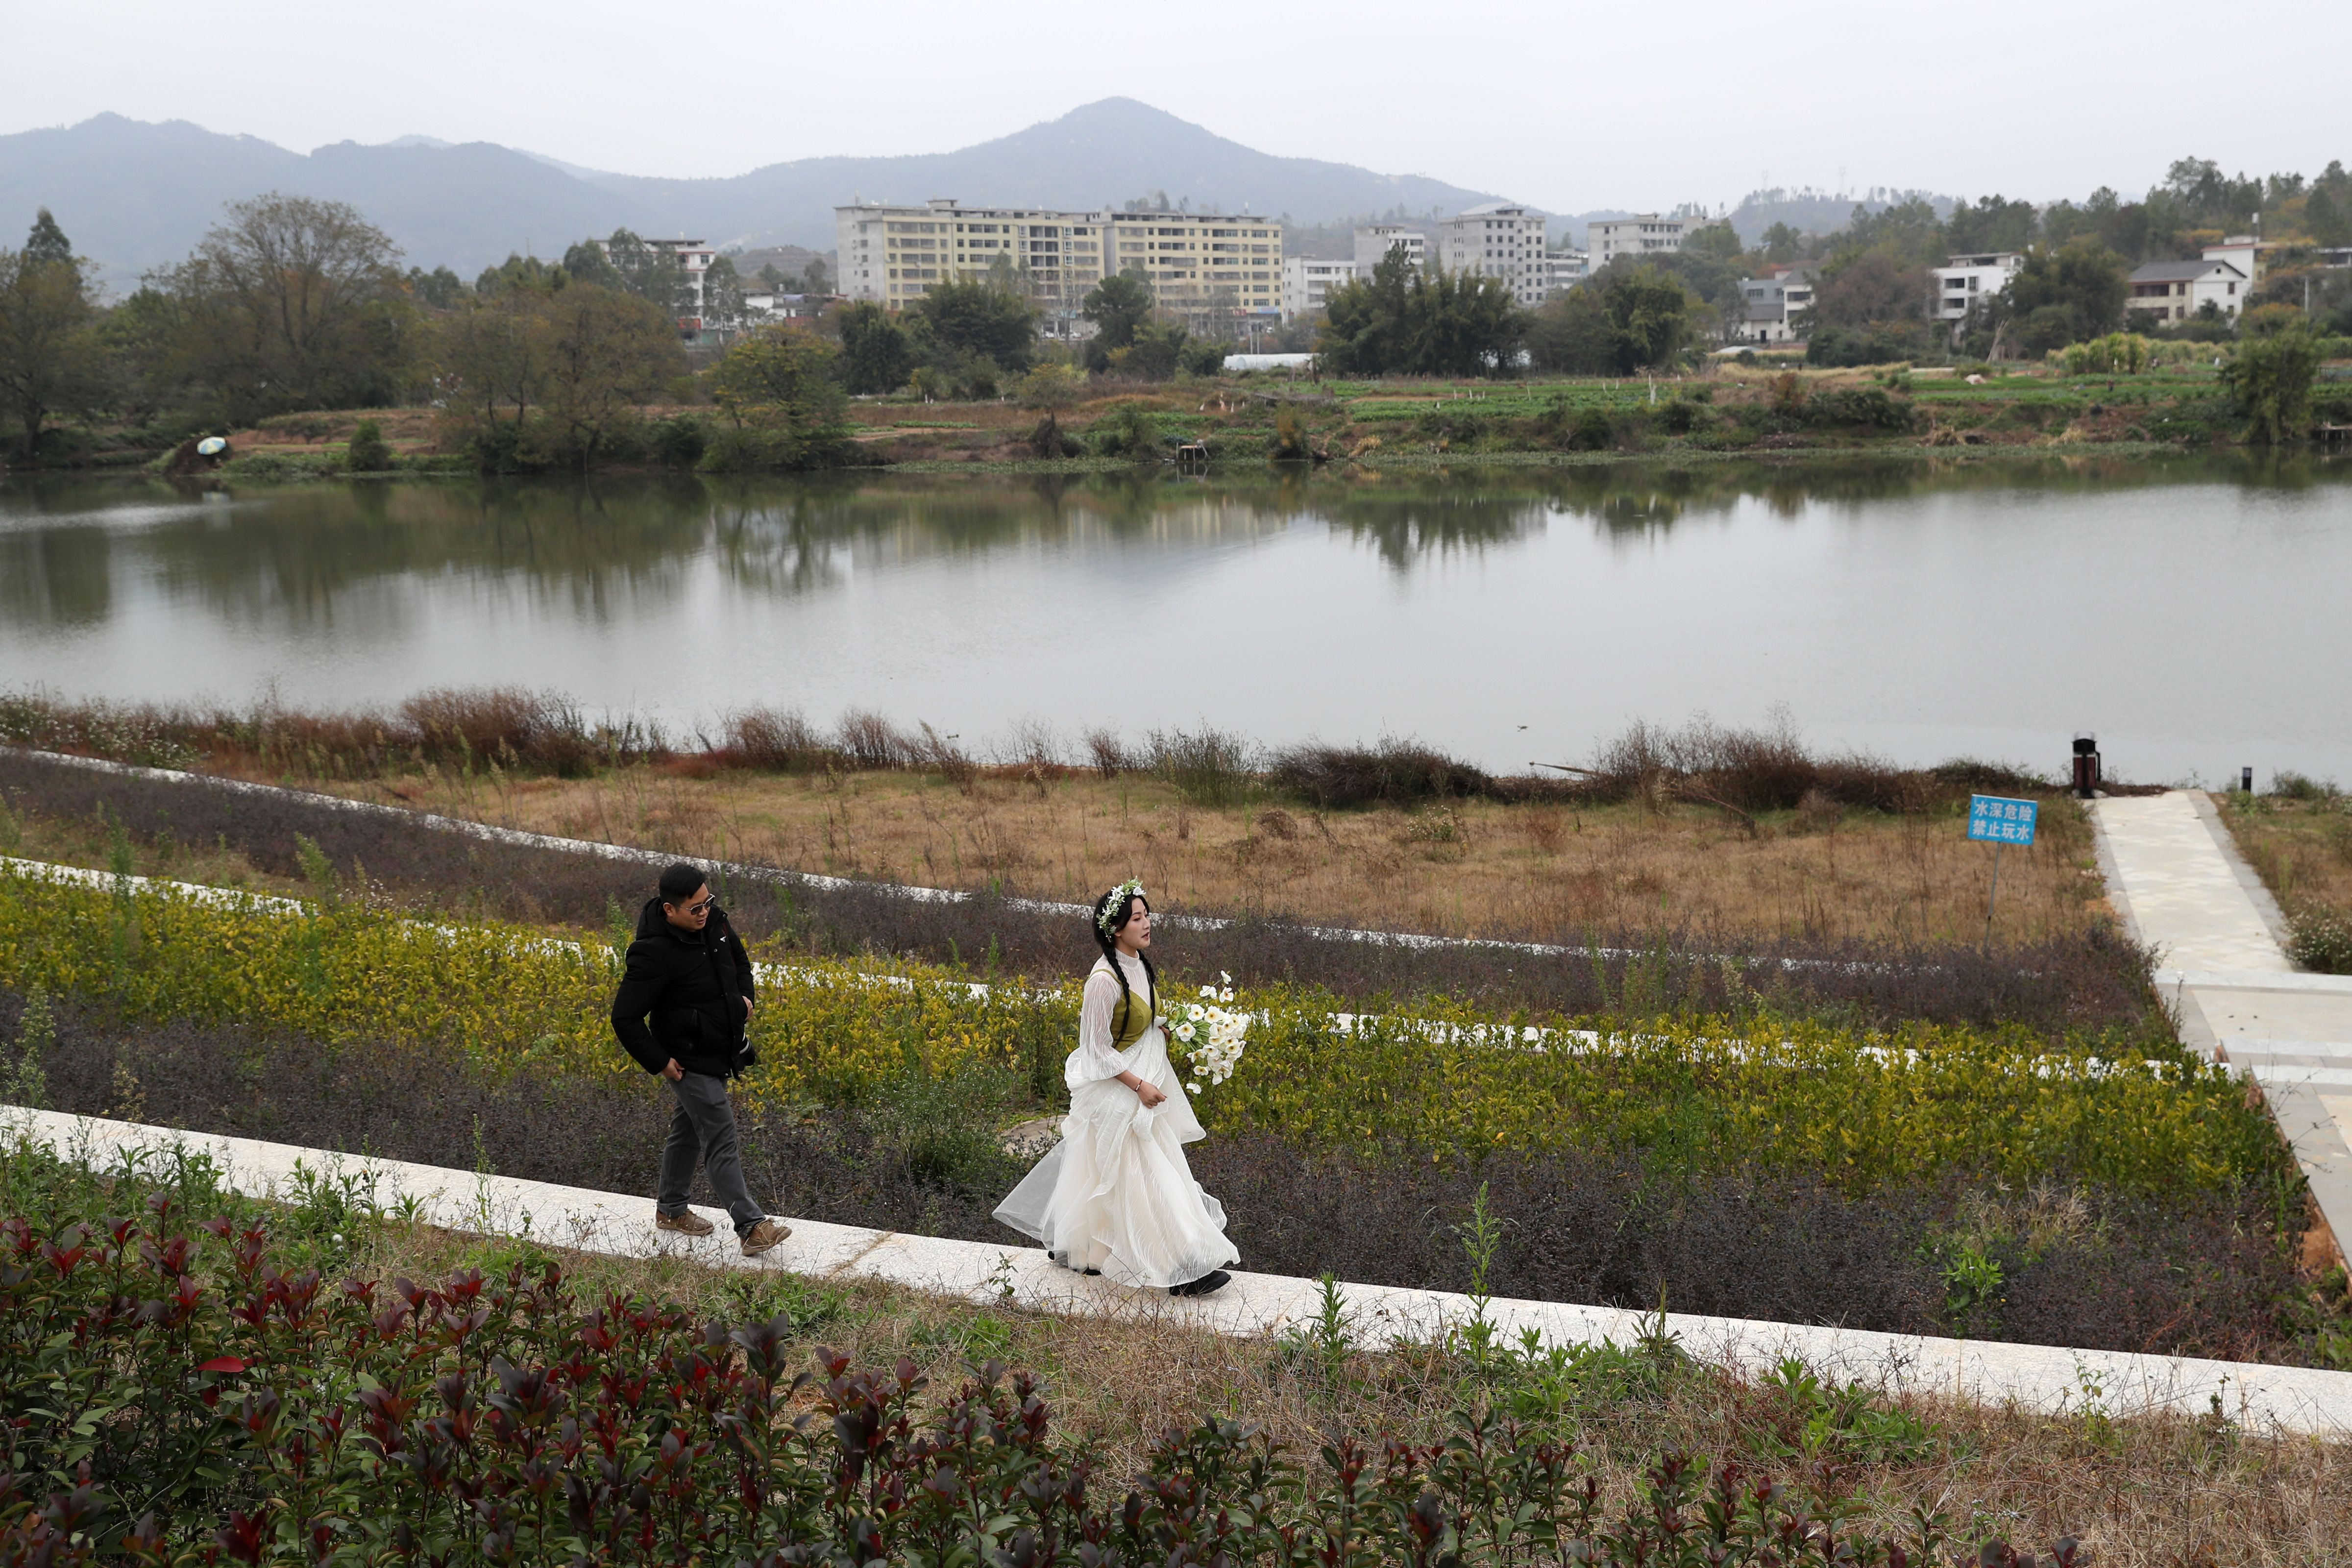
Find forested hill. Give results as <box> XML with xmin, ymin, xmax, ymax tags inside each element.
<box><xmin>0</xmin><ymin>99</ymin><xmax>1509</xmax><ymax>283</ymax></box>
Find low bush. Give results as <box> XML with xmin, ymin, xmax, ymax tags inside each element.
<box><xmin>343</xmin><ymin>419</ymin><xmax>393</xmax><ymax>472</ymax></box>
<box><xmin>1801</xmin><ymin>388</ymin><xmax>1919</xmax><ymax>434</ymax></box>
<box><xmin>1568</xmin><ymin>405</ymin><xmax>1617</xmax><ymax>451</ymax></box>
<box><xmin>649</xmin><ymin>412</ymin><xmax>708</xmax><ymax>467</ymax></box>
<box><xmin>1267</xmin><ymin>737</ymin><xmax>1493</xmax><ymax>808</ymax></box>
<box><xmin>1804</xmin><ymin>327</ymin><xmax>1926</xmax><ymax>368</ymax></box>
<box><xmin>0</xmin><ymin>869</ymin><xmax>2272</xmax><ymax>1200</ymax></box>
<box><xmin>2288</xmin><ymin>907</ymin><xmax>2352</xmax><ymax>975</ymax></box>
<box><xmin>0</xmin><ymin>1135</ymin><xmax>2038</xmax><ymax>1566</ymax></box>
<box><xmin>1089</xmin><ymin>402</ymin><xmax>1163</xmax><ymax>459</ymax></box>
<box><xmin>1583</xmin><ymin>714</ymin><xmax>1944</xmax><ymax>814</ymax></box>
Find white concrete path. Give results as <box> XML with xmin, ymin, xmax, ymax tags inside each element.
<box><xmin>2090</xmin><ymin>790</ymin><xmax>2352</xmax><ymax>1258</ymax></box>
<box><xmin>11</xmin><ymin>1104</ymin><xmax>2352</xmax><ymax>1435</ymax></box>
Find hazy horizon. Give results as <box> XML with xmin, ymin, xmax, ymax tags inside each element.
<box><xmin>3</xmin><ymin>0</ymin><xmax>2338</xmax><ymax>220</ymax></box>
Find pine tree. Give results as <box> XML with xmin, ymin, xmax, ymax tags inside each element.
<box><xmin>24</xmin><ymin>208</ymin><xmax>73</xmax><ymax>272</ymax></box>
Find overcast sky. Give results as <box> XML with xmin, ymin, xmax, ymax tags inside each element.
<box><xmin>4</xmin><ymin>0</ymin><xmax>2339</xmax><ymax>213</ymax></box>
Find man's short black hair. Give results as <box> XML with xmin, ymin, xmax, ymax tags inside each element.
<box><xmin>658</xmin><ymin>862</ymin><xmax>706</xmax><ymax>904</ymax></box>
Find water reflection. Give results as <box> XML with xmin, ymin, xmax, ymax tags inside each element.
<box><xmin>5</xmin><ymin>456</ymin><xmax>2349</xmax><ymax>646</ymax></box>
<box><xmin>6</xmin><ymin>454</ymin><xmax>2352</xmax><ymax>784</ymax></box>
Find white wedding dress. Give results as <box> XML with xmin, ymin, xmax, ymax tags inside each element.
<box><xmin>993</xmin><ymin>951</ymin><xmax>1239</xmax><ymax>1289</ymax></box>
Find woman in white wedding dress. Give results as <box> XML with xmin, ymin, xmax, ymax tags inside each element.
<box><xmin>993</xmin><ymin>881</ymin><xmax>1237</xmax><ymax>1298</ymax></box>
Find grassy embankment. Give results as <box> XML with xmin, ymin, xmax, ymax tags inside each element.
<box><xmin>75</xmin><ymin>356</ymin><xmax>2344</xmax><ymax>479</ymax></box>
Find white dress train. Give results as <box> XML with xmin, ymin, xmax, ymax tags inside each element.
<box><xmin>993</xmin><ymin>953</ymin><xmax>1239</xmax><ymax>1289</ymax></box>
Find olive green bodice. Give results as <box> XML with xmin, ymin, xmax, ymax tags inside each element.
<box><xmin>1096</xmin><ymin>957</ymin><xmax>1157</xmax><ymax>1051</ymax></box>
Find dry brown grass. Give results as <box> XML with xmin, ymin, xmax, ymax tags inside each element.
<box><xmin>346</xmin><ymin>1215</ymin><xmax>2352</xmax><ymax>1565</ymax></box>
<box><xmin>2224</xmin><ymin>790</ymin><xmax>2352</xmax><ymax>924</ymax></box>
<box><xmin>287</xmin><ymin>764</ymin><xmax>2111</xmax><ymax>948</ymax></box>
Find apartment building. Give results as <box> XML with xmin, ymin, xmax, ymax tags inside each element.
<box><xmin>1282</xmin><ymin>257</ymin><xmax>1358</xmax><ymax>320</ymax></box>
<box><xmin>1545</xmin><ymin>249</ymin><xmax>1590</xmax><ymax>294</ymax></box>
<box><xmin>1353</xmin><ymin>224</ymin><xmax>1427</xmax><ymax>276</ymax></box>
<box><xmin>1588</xmin><ymin>214</ymin><xmax>1694</xmax><ymax>265</ymax></box>
<box><xmin>1929</xmin><ymin>251</ymin><xmax>2024</xmax><ymax>331</ymax></box>
<box><xmin>1437</xmin><ymin>202</ymin><xmax>1552</xmax><ymax>307</ymax></box>
<box><xmin>835</xmin><ymin>200</ymin><xmax>1281</xmax><ymax>320</ymax></box>
<box><xmin>594</xmin><ymin>236</ymin><xmax>717</xmax><ymax>327</ymax></box>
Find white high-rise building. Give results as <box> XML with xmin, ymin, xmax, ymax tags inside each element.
<box><xmin>1436</xmin><ymin>203</ymin><xmax>1551</xmax><ymax>307</ymax></box>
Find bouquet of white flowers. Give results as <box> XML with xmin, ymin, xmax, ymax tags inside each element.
<box><xmin>1164</xmin><ymin>972</ymin><xmax>1249</xmax><ymax>1094</ymax></box>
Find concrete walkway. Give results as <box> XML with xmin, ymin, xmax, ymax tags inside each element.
<box><xmin>10</xmin><ymin>1104</ymin><xmax>2352</xmax><ymax>1435</ymax></box>
<box><xmin>2090</xmin><ymin>791</ymin><xmax>2352</xmax><ymax>1260</ymax></box>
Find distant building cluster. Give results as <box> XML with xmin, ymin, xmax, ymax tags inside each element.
<box><xmin>1277</xmin><ymin>204</ymin><xmax>1590</xmax><ymax>321</ymax></box>
<box><xmin>1917</xmin><ymin>237</ymin><xmax>2265</xmax><ymax>339</ymax></box>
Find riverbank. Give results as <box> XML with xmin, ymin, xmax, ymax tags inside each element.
<box><xmin>16</xmin><ymin>357</ymin><xmax>2344</xmax><ymax>478</ymax></box>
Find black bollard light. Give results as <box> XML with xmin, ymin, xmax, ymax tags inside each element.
<box><xmin>2072</xmin><ymin>733</ymin><xmax>2101</xmax><ymax>799</ymax></box>
<box><xmin>2242</xmin><ymin>766</ymin><xmax>2254</xmax><ymax>794</ymax></box>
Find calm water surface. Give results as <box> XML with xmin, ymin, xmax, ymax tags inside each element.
<box><xmin>3</xmin><ymin>456</ymin><xmax>2348</xmax><ymax>785</ymax></box>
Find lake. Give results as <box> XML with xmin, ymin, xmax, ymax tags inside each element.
<box><xmin>3</xmin><ymin>454</ymin><xmax>2349</xmax><ymax>787</ymax></box>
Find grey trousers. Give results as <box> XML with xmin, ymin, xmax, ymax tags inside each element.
<box><xmin>657</xmin><ymin>1072</ymin><xmax>766</xmax><ymax>1236</ymax></box>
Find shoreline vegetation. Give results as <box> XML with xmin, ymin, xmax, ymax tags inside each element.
<box><xmin>15</xmin><ymin>358</ymin><xmax>2350</xmax><ymax>482</ymax></box>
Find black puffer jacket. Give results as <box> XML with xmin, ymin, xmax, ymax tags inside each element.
<box><xmin>610</xmin><ymin>898</ymin><xmax>756</xmax><ymax>1078</ymax></box>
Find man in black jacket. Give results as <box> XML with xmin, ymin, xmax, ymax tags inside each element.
<box><xmin>611</xmin><ymin>861</ymin><xmax>788</xmax><ymax>1256</ymax></box>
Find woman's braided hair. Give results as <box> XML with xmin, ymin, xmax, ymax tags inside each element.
<box><xmin>1090</xmin><ymin>883</ymin><xmax>1155</xmax><ymax>1021</ymax></box>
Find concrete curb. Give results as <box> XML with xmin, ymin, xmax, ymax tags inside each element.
<box><xmin>10</xmin><ymin>1105</ymin><xmax>2352</xmax><ymax>1435</ymax></box>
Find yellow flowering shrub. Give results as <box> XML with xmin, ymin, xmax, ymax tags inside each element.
<box><xmin>0</xmin><ymin>866</ymin><xmax>2280</xmax><ymax>1195</ymax></box>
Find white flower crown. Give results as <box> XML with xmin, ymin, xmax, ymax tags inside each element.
<box><xmin>1097</xmin><ymin>879</ymin><xmax>1147</xmax><ymax>936</ymax></box>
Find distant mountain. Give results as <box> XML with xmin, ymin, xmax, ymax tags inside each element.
<box><xmin>0</xmin><ymin>100</ymin><xmax>1512</xmax><ymax>285</ymax></box>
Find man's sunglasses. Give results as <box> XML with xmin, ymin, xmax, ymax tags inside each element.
<box><xmin>677</xmin><ymin>898</ymin><xmax>714</xmax><ymax>915</ymax></box>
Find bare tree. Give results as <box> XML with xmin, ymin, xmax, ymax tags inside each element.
<box><xmin>161</xmin><ymin>192</ymin><xmax>411</xmax><ymax>419</ymax></box>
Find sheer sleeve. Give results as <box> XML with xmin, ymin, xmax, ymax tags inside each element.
<box><xmin>1070</xmin><ymin>964</ymin><xmax>1131</xmax><ymax>1085</ymax></box>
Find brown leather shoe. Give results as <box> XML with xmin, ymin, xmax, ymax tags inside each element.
<box><xmin>655</xmin><ymin>1208</ymin><xmax>714</xmax><ymax>1237</ymax></box>
<box><xmin>739</xmin><ymin>1219</ymin><xmax>791</xmax><ymax>1257</ymax></box>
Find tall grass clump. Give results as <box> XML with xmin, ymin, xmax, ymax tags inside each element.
<box><xmin>1145</xmin><ymin>725</ymin><xmax>1260</xmax><ymax>807</ymax></box>
<box><xmin>720</xmin><ymin>705</ymin><xmax>835</xmax><ymax>771</ymax></box>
